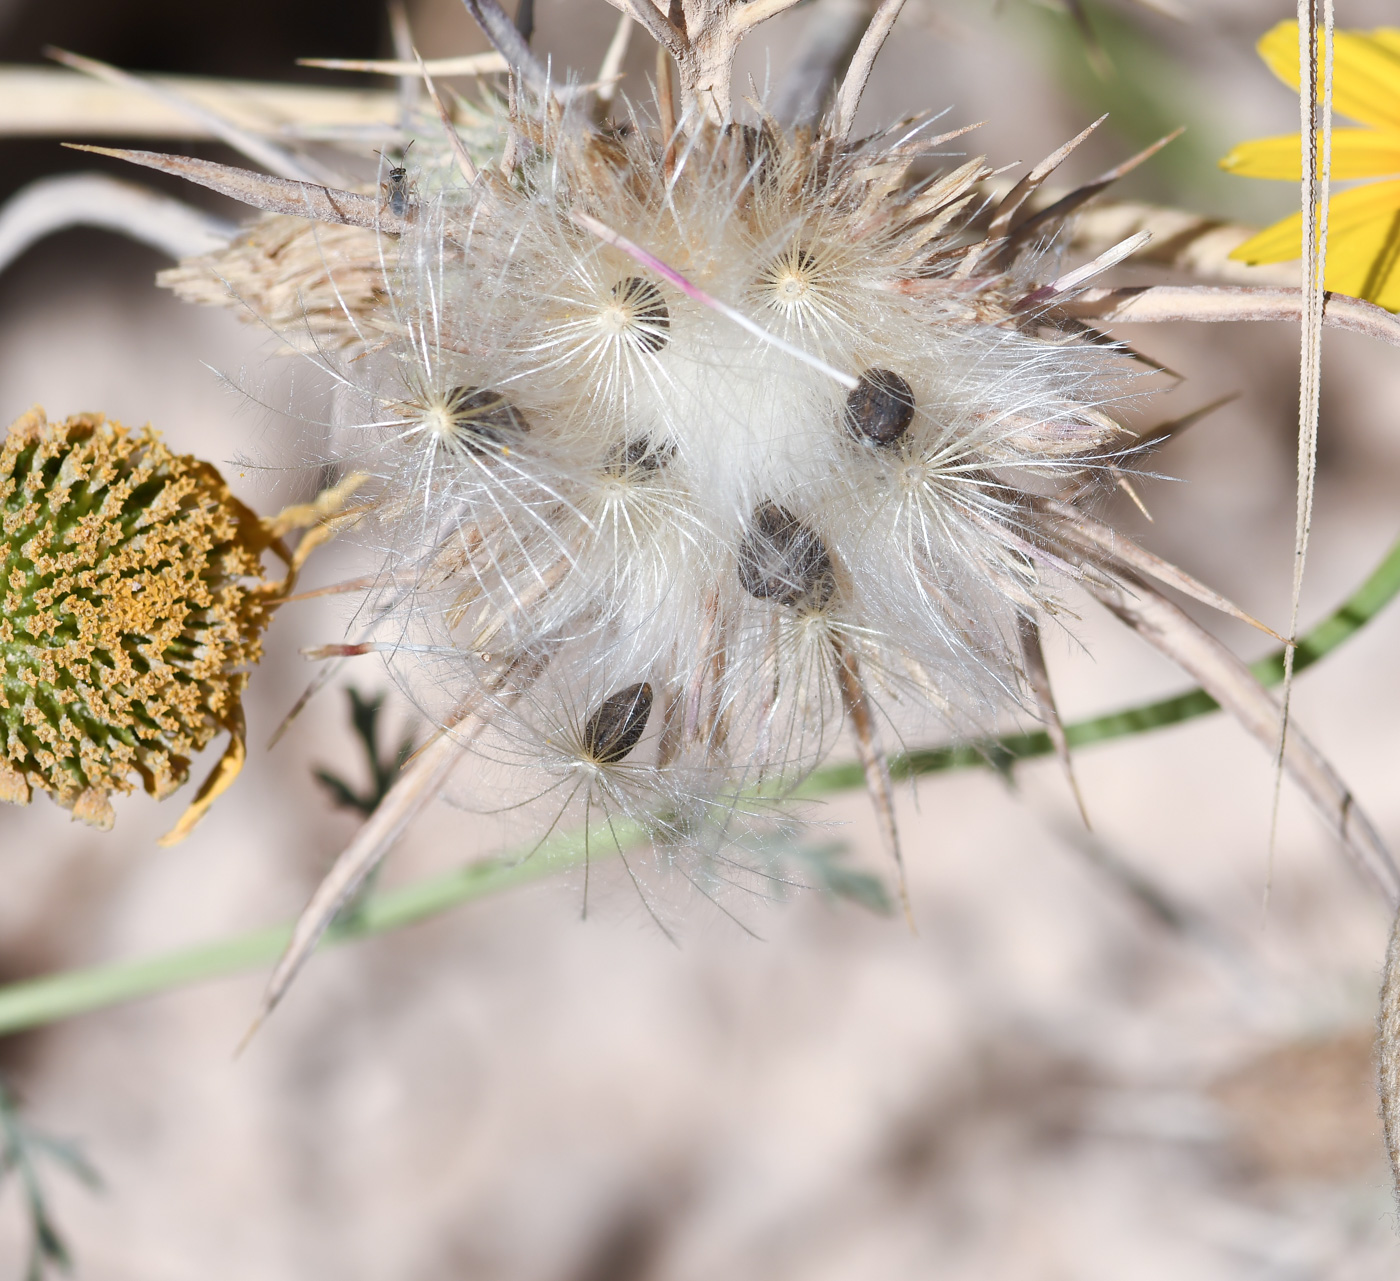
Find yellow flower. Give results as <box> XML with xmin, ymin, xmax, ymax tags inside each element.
<box><xmin>1221</xmin><ymin>20</ymin><xmax>1400</xmax><ymax>310</ymax></box>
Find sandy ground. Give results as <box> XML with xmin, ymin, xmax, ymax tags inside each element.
<box><xmin>4</xmin><ymin>1</ymin><xmax>1400</xmax><ymax>1276</ymax></box>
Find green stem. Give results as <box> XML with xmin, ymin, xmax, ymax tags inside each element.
<box><xmin>2</xmin><ymin>534</ymin><xmax>1399</xmax><ymax>1039</ymax></box>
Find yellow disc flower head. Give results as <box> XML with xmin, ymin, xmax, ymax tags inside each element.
<box><xmin>0</xmin><ymin>408</ymin><xmax>277</xmax><ymax>838</ymax></box>
<box><xmin>1221</xmin><ymin>20</ymin><xmax>1400</xmax><ymax>310</ymax></box>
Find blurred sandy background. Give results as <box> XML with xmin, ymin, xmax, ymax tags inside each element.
<box><xmin>3</xmin><ymin>0</ymin><xmax>1400</xmax><ymax>1276</ymax></box>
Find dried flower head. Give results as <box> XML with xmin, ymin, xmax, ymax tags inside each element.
<box><xmin>0</xmin><ymin>408</ymin><xmax>275</xmax><ymax>833</ymax></box>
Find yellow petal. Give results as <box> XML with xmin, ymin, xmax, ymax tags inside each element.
<box><xmin>1324</xmin><ymin>188</ymin><xmax>1400</xmax><ymax>304</ymax></box>
<box><xmin>1221</xmin><ymin>128</ymin><xmax>1400</xmax><ymax>180</ymax></box>
<box><xmin>1370</xmin><ymin>29</ymin><xmax>1400</xmax><ymax>60</ymax></box>
<box><xmin>1258</xmin><ymin>22</ymin><xmax>1400</xmax><ymax>132</ymax></box>
<box><xmin>1228</xmin><ymin>179</ymin><xmax>1400</xmax><ymax>308</ymax></box>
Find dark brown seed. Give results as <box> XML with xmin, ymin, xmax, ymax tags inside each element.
<box><xmin>844</xmin><ymin>369</ymin><xmax>915</xmax><ymax>447</ymax></box>
<box><xmin>737</xmin><ymin>503</ymin><xmax>835</xmax><ymax>608</ymax></box>
<box><xmin>582</xmin><ymin>682</ymin><xmax>654</xmax><ymax>765</ymax></box>
<box><xmin>722</xmin><ymin>122</ymin><xmax>776</xmax><ymax>186</ymax></box>
<box><xmin>611</xmin><ymin>277</ymin><xmax>670</xmax><ymax>353</ymax></box>
<box><xmin>445</xmin><ymin>385</ymin><xmax>530</xmax><ymax>449</ymax></box>
<box><xmin>606</xmin><ymin>436</ymin><xmax>675</xmax><ymax>476</ymax></box>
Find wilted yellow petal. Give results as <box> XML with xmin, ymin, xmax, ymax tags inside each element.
<box><xmin>1222</xmin><ymin>129</ymin><xmax>1400</xmax><ymax>180</ymax></box>
<box><xmin>1228</xmin><ymin>179</ymin><xmax>1400</xmax><ymax>308</ymax></box>
<box><xmin>1258</xmin><ymin>21</ymin><xmax>1400</xmax><ymax>132</ymax></box>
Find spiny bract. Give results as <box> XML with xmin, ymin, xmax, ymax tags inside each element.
<box><xmin>0</xmin><ymin>408</ymin><xmax>274</xmax><ymax>830</ymax></box>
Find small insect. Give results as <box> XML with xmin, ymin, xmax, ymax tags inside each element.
<box><xmin>377</xmin><ymin>141</ymin><xmax>414</xmax><ymax>219</ymax></box>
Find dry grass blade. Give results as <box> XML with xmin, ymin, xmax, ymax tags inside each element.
<box><xmin>1273</xmin><ymin>0</ymin><xmax>1335</xmax><ymax>862</ymax></box>
<box><xmin>595</xmin><ymin>11</ymin><xmax>634</xmax><ymax>112</ymax></box>
<box><xmin>1067</xmin><ymin>201</ymin><xmax>1296</xmax><ymax>285</ymax></box>
<box><xmin>296</xmin><ymin>53</ymin><xmax>507</xmax><ymax>76</ymax></box>
<box><xmin>418</xmin><ymin>53</ymin><xmax>478</xmax><ymax>183</ymax></box>
<box><xmin>1382</xmin><ymin>908</ymin><xmax>1400</xmax><ymax>1206</ymax></box>
<box><xmin>61</xmin><ymin>145</ymin><xmax>410</xmax><ymax>234</ymax></box>
<box><xmin>47</xmin><ymin>47</ymin><xmax>325</xmax><ymax>184</ymax></box>
<box><xmin>0</xmin><ymin>67</ymin><xmax>401</xmax><ymax>141</ymax></box>
<box><xmin>244</xmin><ymin>708</ymin><xmax>487</xmax><ymax>1043</ymax></box>
<box><xmin>1083</xmin><ymin>573</ymin><xmax>1400</xmax><ymax>907</ymax></box>
<box><xmin>1059</xmin><ymin>284</ymin><xmax>1400</xmax><ymax>346</ymax></box>
<box><xmin>831</xmin><ymin>0</ymin><xmax>905</xmax><ymax>142</ymax></box>
<box><xmin>1017</xmin><ymin>614</ymin><xmax>1089</xmax><ymax>827</ymax></box>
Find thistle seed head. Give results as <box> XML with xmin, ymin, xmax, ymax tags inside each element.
<box><xmin>164</xmin><ymin>19</ymin><xmax>1157</xmax><ymax>913</ymax></box>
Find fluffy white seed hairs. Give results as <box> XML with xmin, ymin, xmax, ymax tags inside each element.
<box><xmin>297</xmin><ymin>95</ymin><xmax>1146</xmax><ymax>915</ymax></box>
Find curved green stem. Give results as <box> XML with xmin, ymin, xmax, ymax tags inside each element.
<box><xmin>2</xmin><ymin>532</ymin><xmax>1399</xmax><ymax>1039</ymax></box>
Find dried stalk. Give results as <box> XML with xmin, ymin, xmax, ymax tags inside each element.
<box><xmin>246</xmin><ymin>706</ymin><xmax>488</xmax><ymax>1039</ymax></box>
<box><xmin>1066</xmin><ymin>200</ymin><xmax>1297</xmax><ymax>286</ymax></box>
<box><xmin>830</xmin><ymin>0</ymin><xmax>905</xmax><ymax>141</ymax></box>
<box><xmin>1382</xmin><ymin>908</ymin><xmax>1400</xmax><ymax>1206</ymax></box>
<box><xmin>1084</xmin><ymin>572</ymin><xmax>1400</xmax><ymax>908</ymax></box>
<box><xmin>602</xmin><ymin>0</ymin><xmax>806</xmax><ymax>123</ymax></box>
<box><xmin>1273</xmin><ymin>0</ymin><xmax>1336</xmax><ymax>860</ymax></box>
<box><xmin>0</xmin><ymin>66</ymin><xmax>403</xmax><ymax>140</ymax></box>
<box><xmin>0</xmin><ymin>173</ymin><xmax>234</xmax><ymax>276</ymax></box>
<box><xmin>1059</xmin><ymin>284</ymin><xmax>1400</xmax><ymax>346</ymax></box>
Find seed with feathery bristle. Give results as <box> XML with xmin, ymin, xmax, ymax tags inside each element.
<box><xmin>607</xmin><ymin>437</ymin><xmax>675</xmax><ymax>477</ymax></box>
<box><xmin>764</xmin><ymin>248</ymin><xmax>818</xmax><ymax>309</ymax></box>
<box><xmin>737</xmin><ymin>504</ymin><xmax>836</xmax><ymax>609</ymax></box>
<box><xmin>722</xmin><ymin>122</ymin><xmax>775</xmax><ymax>185</ymax></box>
<box><xmin>413</xmin><ymin>385</ymin><xmax>529</xmax><ymax>455</ymax></box>
<box><xmin>581</xmin><ymin>682</ymin><xmax>654</xmax><ymax>765</ymax></box>
<box><xmin>845</xmin><ymin>369</ymin><xmax>916</xmax><ymax>447</ymax></box>
<box><xmin>606</xmin><ymin>277</ymin><xmax>670</xmax><ymax>353</ymax></box>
